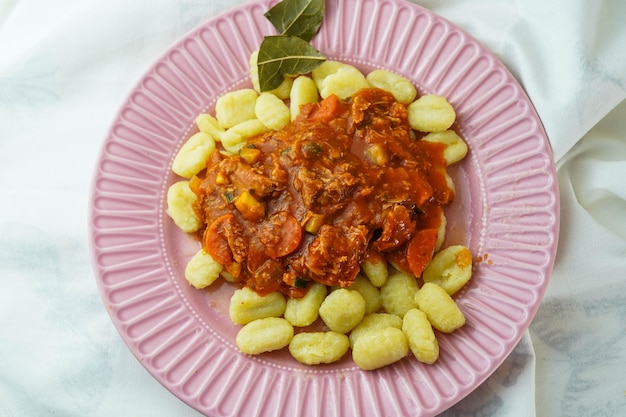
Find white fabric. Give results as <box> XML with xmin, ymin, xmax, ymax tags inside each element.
<box><xmin>1</xmin><ymin>0</ymin><xmax>625</xmax><ymax>416</ymax></box>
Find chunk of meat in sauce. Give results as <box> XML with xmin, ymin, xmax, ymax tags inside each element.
<box><xmin>373</xmin><ymin>204</ymin><xmax>416</xmax><ymax>252</ymax></box>
<box><xmin>192</xmin><ymin>88</ymin><xmax>453</xmax><ymax>297</ymax></box>
<box><xmin>294</xmin><ymin>165</ymin><xmax>358</xmax><ymax>214</ymax></box>
<box><xmin>305</xmin><ymin>224</ymin><xmax>369</xmax><ymax>287</ymax></box>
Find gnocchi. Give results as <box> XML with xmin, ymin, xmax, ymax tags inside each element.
<box><xmin>415</xmin><ymin>282</ymin><xmax>465</xmax><ymax>333</ymax></box>
<box><xmin>171</xmin><ymin>131</ymin><xmax>216</xmax><ymax>178</ymax></box>
<box><xmin>421</xmin><ymin>130</ymin><xmax>468</xmax><ymax>165</ymax></box>
<box><xmin>312</xmin><ymin>61</ymin><xmax>370</xmax><ymax>100</ymax></box>
<box><xmin>289</xmin><ymin>75</ymin><xmax>319</xmax><ymax>120</ymax></box>
<box><xmin>349</xmin><ymin>312</ymin><xmax>403</xmax><ymax>348</ymax></box>
<box><xmin>319</xmin><ymin>289</ymin><xmax>366</xmax><ymax>334</ymax></box>
<box><xmin>229</xmin><ymin>287</ymin><xmax>287</xmax><ymax>325</ymax></box>
<box><xmin>167</xmin><ymin>51</ymin><xmax>475</xmax><ymax>370</ymax></box>
<box><xmin>352</xmin><ymin>327</ymin><xmax>409</xmax><ymax>371</ymax></box>
<box><xmin>289</xmin><ymin>331</ymin><xmax>350</xmax><ymax>365</ymax></box>
<box><xmin>236</xmin><ymin>317</ymin><xmax>294</xmax><ymax>355</ymax></box>
<box><xmin>220</xmin><ymin>119</ymin><xmax>270</xmax><ymax>154</ymax></box>
<box><xmin>366</xmin><ymin>69</ymin><xmax>417</xmax><ymax>105</ymax></box>
<box><xmin>255</xmin><ymin>92</ymin><xmax>291</xmax><ymax>131</ymax></box>
<box><xmin>311</xmin><ymin>60</ymin><xmax>348</xmax><ymax>87</ymax></box>
<box><xmin>402</xmin><ymin>308</ymin><xmax>439</xmax><ymax>364</ymax></box>
<box><xmin>195</xmin><ymin>113</ymin><xmax>224</xmax><ymax>141</ymax></box>
<box><xmin>346</xmin><ymin>275</ymin><xmax>382</xmax><ymax>314</ymax></box>
<box><xmin>284</xmin><ymin>283</ymin><xmax>327</xmax><ymax>327</ymax></box>
<box><xmin>360</xmin><ymin>252</ymin><xmax>389</xmax><ymax>287</ymax></box>
<box><xmin>407</xmin><ymin>94</ymin><xmax>456</xmax><ymax>133</ymax></box>
<box><xmin>215</xmin><ymin>88</ymin><xmax>258</xmax><ymax>129</ymax></box>
<box><xmin>184</xmin><ymin>248</ymin><xmax>223</xmax><ymax>289</ymax></box>
<box><xmin>422</xmin><ymin>245</ymin><xmax>473</xmax><ymax>295</ymax></box>
<box><xmin>166</xmin><ymin>181</ymin><xmax>201</xmax><ymax>233</ymax></box>
<box><xmin>380</xmin><ymin>271</ymin><xmax>419</xmax><ymax>318</ymax></box>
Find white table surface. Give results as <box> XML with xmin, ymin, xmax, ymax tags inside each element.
<box><xmin>1</xmin><ymin>1</ymin><xmax>625</xmax><ymax>416</ymax></box>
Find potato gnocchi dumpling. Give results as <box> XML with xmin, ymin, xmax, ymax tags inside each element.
<box><xmin>236</xmin><ymin>317</ymin><xmax>294</xmax><ymax>355</ymax></box>
<box><xmin>255</xmin><ymin>92</ymin><xmax>291</xmax><ymax>131</ymax></box>
<box><xmin>346</xmin><ymin>275</ymin><xmax>382</xmax><ymax>314</ymax></box>
<box><xmin>229</xmin><ymin>287</ymin><xmax>287</xmax><ymax>325</ymax></box>
<box><xmin>360</xmin><ymin>252</ymin><xmax>389</xmax><ymax>287</ymax></box>
<box><xmin>366</xmin><ymin>69</ymin><xmax>417</xmax><ymax>105</ymax></box>
<box><xmin>312</xmin><ymin>60</ymin><xmax>370</xmax><ymax>100</ymax></box>
<box><xmin>171</xmin><ymin>131</ymin><xmax>216</xmax><ymax>178</ymax></box>
<box><xmin>319</xmin><ymin>289</ymin><xmax>366</xmax><ymax>333</ymax></box>
<box><xmin>215</xmin><ymin>88</ymin><xmax>258</xmax><ymax>129</ymax></box>
<box><xmin>311</xmin><ymin>60</ymin><xmax>349</xmax><ymax>86</ymax></box>
<box><xmin>380</xmin><ymin>271</ymin><xmax>419</xmax><ymax>318</ymax></box>
<box><xmin>284</xmin><ymin>283</ymin><xmax>327</xmax><ymax>327</ymax></box>
<box><xmin>288</xmin><ymin>331</ymin><xmax>350</xmax><ymax>365</ymax></box>
<box><xmin>195</xmin><ymin>113</ymin><xmax>224</xmax><ymax>141</ymax></box>
<box><xmin>166</xmin><ymin>181</ymin><xmax>201</xmax><ymax>233</ymax></box>
<box><xmin>421</xmin><ymin>130</ymin><xmax>468</xmax><ymax>165</ymax></box>
<box><xmin>352</xmin><ymin>327</ymin><xmax>409</xmax><ymax>371</ymax></box>
<box><xmin>221</xmin><ymin>119</ymin><xmax>270</xmax><ymax>154</ymax></box>
<box><xmin>416</xmin><ymin>282</ymin><xmax>465</xmax><ymax>333</ymax></box>
<box><xmin>422</xmin><ymin>245</ymin><xmax>473</xmax><ymax>295</ymax></box>
<box><xmin>184</xmin><ymin>248</ymin><xmax>223</xmax><ymax>289</ymax></box>
<box><xmin>289</xmin><ymin>75</ymin><xmax>319</xmax><ymax>120</ymax></box>
<box><xmin>348</xmin><ymin>312</ymin><xmax>403</xmax><ymax>348</ymax></box>
<box><xmin>407</xmin><ymin>94</ymin><xmax>456</xmax><ymax>132</ymax></box>
<box><xmin>402</xmin><ymin>308</ymin><xmax>439</xmax><ymax>364</ymax></box>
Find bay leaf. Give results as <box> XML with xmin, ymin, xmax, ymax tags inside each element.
<box><xmin>257</xmin><ymin>35</ymin><xmax>326</xmax><ymax>92</ymax></box>
<box><xmin>264</xmin><ymin>0</ymin><xmax>325</xmax><ymax>42</ymax></box>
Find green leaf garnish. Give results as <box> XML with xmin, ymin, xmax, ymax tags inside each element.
<box><xmin>257</xmin><ymin>35</ymin><xmax>325</xmax><ymax>92</ymax></box>
<box><xmin>264</xmin><ymin>0</ymin><xmax>325</xmax><ymax>42</ymax></box>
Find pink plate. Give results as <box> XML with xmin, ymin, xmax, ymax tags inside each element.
<box><xmin>89</xmin><ymin>0</ymin><xmax>559</xmax><ymax>416</ymax></box>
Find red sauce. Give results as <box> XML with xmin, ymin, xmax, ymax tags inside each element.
<box><xmin>192</xmin><ymin>88</ymin><xmax>453</xmax><ymax>297</ymax></box>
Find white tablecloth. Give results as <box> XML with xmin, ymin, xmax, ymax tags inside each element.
<box><xmin>1</xmin><ymin>1</ymin><xmax>625</xmax><ymax>416</ymax></box>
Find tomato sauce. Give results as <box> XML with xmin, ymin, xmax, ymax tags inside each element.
<box><xmin>192</xmin><ymin>88</ymin><xmax>452</xmax><ymax>297</ymax></box>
